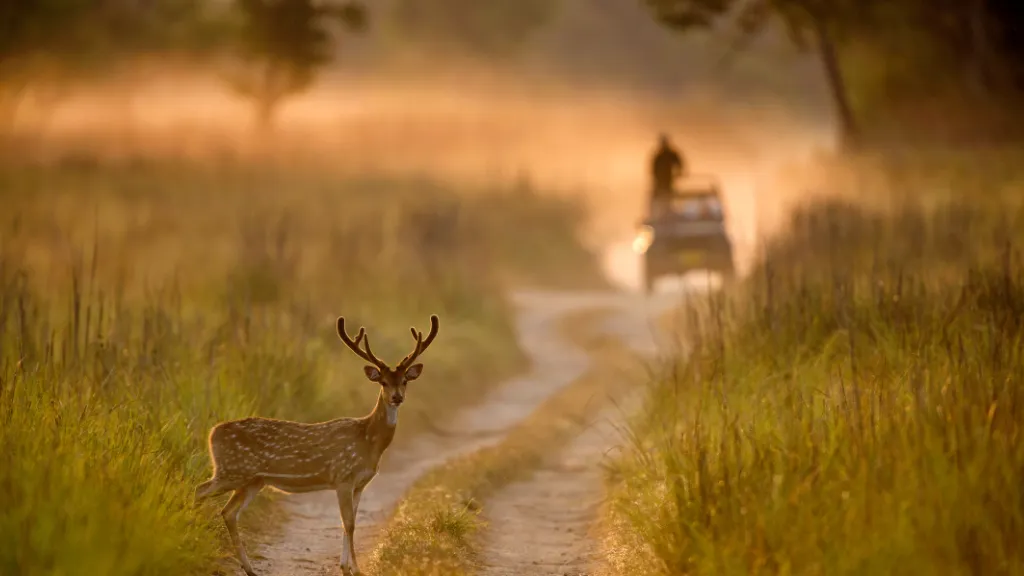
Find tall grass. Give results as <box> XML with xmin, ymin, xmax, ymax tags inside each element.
<box><xmin>605</xmin><ymin>154</ymin><xmax>1024</xmax><ymax>576</ymax></box>
<box><xmin>0</xmin><ymin>161</ymin><xmax>601</xmax><ymax>575</ymax></box>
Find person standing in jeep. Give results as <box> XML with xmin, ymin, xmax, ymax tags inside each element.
<box><xmin>650</xmin><ymin>133</ymin><xmax>686</xmax><ymax>215</ymax></box>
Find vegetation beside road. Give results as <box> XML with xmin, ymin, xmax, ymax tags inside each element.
<box><xmin>0</xmin><ymin>161</ymin><xmax>601</xmax><ymax>575</ymax></box>
<box><xmin>602</xmin><ymin>150</ymin><xmax>1024</xmax><ymax>575</ymax></box>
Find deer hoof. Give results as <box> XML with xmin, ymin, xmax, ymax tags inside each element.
<box><xmin>244</xmin><ymin>569</ymin><xmax>259</xmax><ymax>576</ymax></box>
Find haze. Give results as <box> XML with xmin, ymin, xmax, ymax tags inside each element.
<box><xmin>7</xmin><ymin>0</ymin><xmax>837</xmax><ymax>289</ymax></box>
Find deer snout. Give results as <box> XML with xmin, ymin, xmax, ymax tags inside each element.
<box><xmin>390</xmin><ymin>394</ymin><xmax>404</xmax><ymax>406</ymax></box>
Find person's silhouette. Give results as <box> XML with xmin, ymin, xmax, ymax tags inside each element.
<box><xmin>650</xmin><ymin>133</ymin><xmax>685</xmax><ymax>201</ymax></box>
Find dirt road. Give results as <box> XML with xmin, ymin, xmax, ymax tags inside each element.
<box><xmin>242</xmin><ymin>289</ymin><xmax>679</xmax><ymax>576</ymax></box>
<box><xmin>475</xmin><ymin>295</ymin><xmax>670</xmax><ymax>576</ymax></box>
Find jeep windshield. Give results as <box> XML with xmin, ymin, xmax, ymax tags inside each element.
<box><xmin>660</xmin><ymin>193</ymin><xmax>724</xmax><ymax>222</ymax></box>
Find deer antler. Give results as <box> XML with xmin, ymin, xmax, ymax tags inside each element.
<box><xmin>337</xmin><ymin>317</ymin><xmax>388</xmax><ymax>370</ymax></box>
<box><xmin>398</xmin><ymin>315</ymin><xmax>440</xmax><ymax>370</ymax></box>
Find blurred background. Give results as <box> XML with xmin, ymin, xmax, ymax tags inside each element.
<box><xmin>4</xmin><ymin>1</ymin><xmax>1024</xmax><ymax>574</ymax></box>
<box><xmin>5</xmin><ymin>1</ymin><xmax>1024</xmax><ymax>285</ymax></box>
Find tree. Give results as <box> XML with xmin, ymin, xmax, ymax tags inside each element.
<box><xmin>0</xmin><ymin>0</ymin><xmax>90</xmax><ymax>125</ymax></box>
<box><xmin>226</xmin><ymin>0</ymin><xmax>368</xmax><ymax>131</ymax></box>
<box><xmin>889</xmin><ymin>0</ymin><xmax>1015</xmax><ymax>97</ymax></box>
<box><xmin>389</xmin><ymin>0</ymin><xmax>556</xmax><ymax>59</ymax></box>
<box><xmin>0</xmin><ymin>0</ymin><xmax>216</xmax><ymax>130</ymax></box>
<box><xmin>644</xmin><ymin>0</ymin><xmax>868</xmax><ymax>149</ymax></box>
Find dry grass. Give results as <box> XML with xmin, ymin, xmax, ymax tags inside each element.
<box><xmin>603</xmin><ymin>150</ymin><xmax>1024</xmax><ymax>576</ymax></box>
<box><xmin>0</xmin><ymin>159</ymin><xmax>601</xmax><ymax>576</ymax></box>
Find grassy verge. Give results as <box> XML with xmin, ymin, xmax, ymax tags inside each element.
<box><xmin>602</xmin><ymin>152</ymin><xmax>1024</xmax><ymax>575</ymax></box>
<box><xmin>0</xmin><ymin>161</ymin><xmax>601</xmax><ymax>576</ymax></box>
<box><xmin>366</xmin><ymin>307</ymin><xmax>651</xmax><ymax>576</ymax></box>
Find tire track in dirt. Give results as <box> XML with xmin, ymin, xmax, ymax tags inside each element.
<box><xmin>239</xmin><ymin>290</ymin><xmax>677</xmax><ymax>576</ymax></box>
<box><xmin>475</xmin><ymin>295</ymin><xmax>673</xmax><ymax>576</ymax></box>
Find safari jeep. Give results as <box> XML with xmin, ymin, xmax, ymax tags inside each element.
<box><xmin>633</xmin><ymin>176</ymin><xmax>736</xmax><ymax>293</ymax></box>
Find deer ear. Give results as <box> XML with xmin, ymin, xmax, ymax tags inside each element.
<box><xmin>405</xmin><ymin>363</ymin><xmax>423</xmax><ymax>381</ymax></box>
<box><xmin>364</xmin><ymin>366</ymin><xmax>382</xmax><ymax>382</ymax></box>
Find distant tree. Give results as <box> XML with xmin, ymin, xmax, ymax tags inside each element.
<box><xmin>989</xmin><ymin>0</ymin><xmax>1024</xmax><ymax>93</ymax></box>
<box><xmin>889</xmin><ymin>0</ymin><xmax>1017</xmax><ymax>97</ymax></box>
<box><xmin>389</xmin><ymin>0</ymin><xmax>556</xmax><ymax>58</ymax></box>
<box><xmin>0</xmin><ymin>0</ymin><xmax>216</xmax><ymax>129</ymax></box>
<box><xmin>225</xmin><ymin>0</ymin><xmax>368</xmax><ymax>131</ymax></box>
<box><xmin>643</xmin><ymin>0</ymin><xmax>868</xmax><ymax>149</ymax></box>
<box><xmin>0</xmin><ymin>0</ymin><xmax>90</xmax><ymax>123</ymax></box>
<box><xmin>101</xmin><ymin>0</ymin><xmax>225</xmax><ymax>61</ymax></box>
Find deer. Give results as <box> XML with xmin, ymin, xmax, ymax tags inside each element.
<box><xmin>194</xmin><ymin>314</ymin><xmax>440</xmax><ymax>576</ymax></box>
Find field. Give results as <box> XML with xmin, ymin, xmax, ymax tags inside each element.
<box><xmin>0</xmin><ymin>158</ymin><xmax>602</xmax><ymax>576</ymax></box>
<box><xmin>603</xmin><ymin>150</ymin><xmax>1024</xmax><ymax>575</ymax></box>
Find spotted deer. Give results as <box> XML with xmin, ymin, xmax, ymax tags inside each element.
<box><xmin>195</xmin><ymin>315</ymin><xmax>440</xmax><ymax>576</ymax></box>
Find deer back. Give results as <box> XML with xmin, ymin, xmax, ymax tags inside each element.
<box><xmin>208</xmin><ymin>416</ymin><xmax>372</xmax><ymax>484</ymax></box>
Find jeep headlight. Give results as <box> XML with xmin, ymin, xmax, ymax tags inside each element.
<box><xmin>632</xmin><ymin>225</ymin><xmax>655</xmax><ymax>254</ymax></box>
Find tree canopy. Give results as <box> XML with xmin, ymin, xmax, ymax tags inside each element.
<box><xmin>644</xmin><ymin>0</ymin><xmax>1024</xmax><ymax>147</ymax></box>
<box><xmin>644</xmin><ymin>0</ymin><xmax>870</xmax><ymax>147</ymax></box>
<box><xmin>1</xmin><ymin>0</ymin><xmax>217</xmax><ymax>83</ymax></box>
<box><xmin>0</xmin><ymin>0</ymin><xmax>369</xmax><ymax>131</ymax></box>
<box><xmin>224</xmin><ymin>0</ymin><xmax>368</xmax><ymax>129</ymax></box>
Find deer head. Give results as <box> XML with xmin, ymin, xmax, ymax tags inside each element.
<box><xmin>336</xmin><ymin>315</ymin><xmax>439</xmax><ymax>424</ymax></box>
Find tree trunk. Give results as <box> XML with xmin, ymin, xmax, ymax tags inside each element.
<box><xmin>254</xmin><ymin>94</ymin><xmax>278</xmax><ymax>133</ymax></box>
<box><xmin>811</xmin><ymin>16</ymin><xmax>860</xmax><ymax>151</ymax></box>
<box><xmin>253</xmin><ymin>62</ymin><xmax>282</xmax><ymax>134</ymax></box>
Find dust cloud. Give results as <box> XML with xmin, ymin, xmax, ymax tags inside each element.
<box><xmin>8</xmin><ymin>7</ymin><xmax>839</xmax><ymax>292</ymax></box>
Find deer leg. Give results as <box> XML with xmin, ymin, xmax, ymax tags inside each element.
<box><xmin>336</xmin><ymin>484</ymin><xmax>359</xmax><ymax>575</ymax></box>
<box><xmin>195</xmin><ymin>479</ymin><xmax>215</xmax><ymax>501</ymax></box>
<box><xmin>222</xmin><ymin>481</ymin><xmax>264</xmax><ymax>576</ymax></box>
<box><xmin>353</xmin><ymin>487</ymin><xmax>364</xmax><ymax>518</ymax></box>
<box><xmin>195</xmin><ymin>476</ymin><xmax>234</xmax><ymax>503</ymax></box>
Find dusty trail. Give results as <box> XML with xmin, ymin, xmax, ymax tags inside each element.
<box><xmin>476</xmin><ymin>295</ymin><xmax>671</xmax><ymax>576</ymax></box>
<box><xmin>244</xmin><ymin>289</ymin><xmax>679</xmax><ymax>576</ymax></box>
